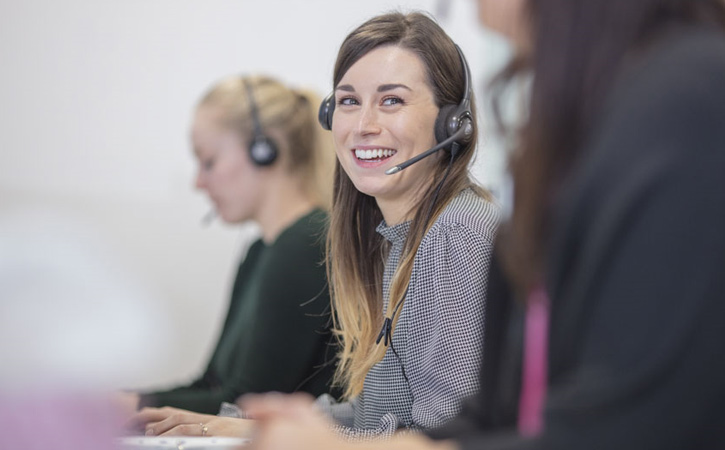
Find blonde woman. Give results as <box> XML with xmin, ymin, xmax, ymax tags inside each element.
<box><xmin>120</xmin><ymin>74</ymin><xmax>337</xmax><ymax>419</ymax></box>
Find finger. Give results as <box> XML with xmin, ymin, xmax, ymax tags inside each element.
<box><xmin>141</xmin><ymin>419</ymin><xmax>178</xmax><ymax>434</ymax></box>
<box><xmin>145</xmin><ymin>412</ymin><xmax>206</xmax><ymax>436</ymax></box>
<box><xmin>125</xmin><ymin>407</ymin><xmax>177</xmax><ymax>431</ymax></box>
<box><xmin>157</xmin><ymin>423</ymin><xmax>204</xmax><ymax>437</ymax></box>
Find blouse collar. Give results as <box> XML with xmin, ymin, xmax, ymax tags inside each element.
<box><xmin>375</xmin><ymin>219</ymin><xmax>411</xmax><ymax>244</ymax></box>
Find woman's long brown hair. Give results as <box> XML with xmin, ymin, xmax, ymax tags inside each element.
<box><xmin>326</xmin><ymin>12</ymin><xmax>489</xmax><ymax>398</ymax></box>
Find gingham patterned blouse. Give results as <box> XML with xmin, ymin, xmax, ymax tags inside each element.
<box><xmin>315</xmin><ymin>188</ymin><xmax>500</xmax><ymax>440</ymax></box>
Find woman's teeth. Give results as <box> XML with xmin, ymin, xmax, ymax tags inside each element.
<box><xmin>355</xmin><ymin>149</ymin><xmax>396</xmax><ymax>160</ymax></box>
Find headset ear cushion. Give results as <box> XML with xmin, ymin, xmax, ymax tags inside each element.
<box><xmin>249</xmin><ymin>135</ymin><xmax>278</xmax><ymax>166</ymax></box>
<box><xmin>318</xmin><ymin>93</ymin><xmax>335</xmax><ymax>130</ymax></box>
<box><xmin>434</xmin><ymin>104</ymin><xmax>457</xmax><ymax>144</ymax></box>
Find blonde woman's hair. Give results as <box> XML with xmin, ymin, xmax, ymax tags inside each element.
<box><xmin>326</xmin><ymin>12</ymin><xmax>490</xmax><ymax>399</ymax></box>
<box><xmin>198</xmin><ymin>74</ymin><xmax>335</xmax><ymax>210</ymax></box>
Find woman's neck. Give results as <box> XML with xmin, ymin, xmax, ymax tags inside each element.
<box><xmin>256</xmin><ymin>179</ymin><xmax>316</xmax><ymax>244</ymax></box>
<box><xmin>376</xmin><ymin>195</ymin><xmax>418</xmax><ymax>226</ymax></box>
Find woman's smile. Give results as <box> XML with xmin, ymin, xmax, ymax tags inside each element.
<box><xmin>351</xmin><ymin>146</ymin><xmax>398</xmax><ymax>167</ymax></box>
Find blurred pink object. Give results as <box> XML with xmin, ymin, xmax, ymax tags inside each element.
<box><xmin>0</xmin><ymin>391</ymin><xmax>122</xmax><ymax>450</ymax></box>
<box><xmin>518</xmin><ymin>285</ymin><xmax>550</xmax><ymax>437</ymax></box>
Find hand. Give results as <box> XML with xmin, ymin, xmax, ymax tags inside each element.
<box><xmin>127</xmin><ymin>406</ymin><xmax>254</xmax><ymax>438</ymax></box>
<box><xmin>241</xmin><ymin>393</ymin><xmax>459</xmax><ymax>450</ymax></box>
<box><xmin>240</xmin><ymin>393</ymin><xmax>346</xmax><ymax>450</ymax></box>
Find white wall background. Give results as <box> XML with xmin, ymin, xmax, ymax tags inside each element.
<box><xmin>0</xmin><ymin>0</ymin><xmax>513</xmax><ymax>390</ymax></box>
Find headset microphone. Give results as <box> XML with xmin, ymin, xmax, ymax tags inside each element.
<box><xmin>385</xmin><ymin>118</ymin><xmax>473</xmax><ymax>175</ymax></box>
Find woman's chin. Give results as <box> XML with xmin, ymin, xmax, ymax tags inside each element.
<box><xmin>348</xmin><ymin>176</ymin><xmax>393</xmax><ymax>200</ymax></box>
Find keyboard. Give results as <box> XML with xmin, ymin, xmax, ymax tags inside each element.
<box><xmin>118</xmin><ymin>436</ymin><xmax>250</xmax><ymax>449</ymax></box>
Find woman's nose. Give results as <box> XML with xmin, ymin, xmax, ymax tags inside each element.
<box><xmin>356</xmin><ymin>105</ymin><xmax>382</xmax><ymax>136</ymax></box>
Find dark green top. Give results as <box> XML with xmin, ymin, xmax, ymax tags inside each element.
<box><xmin>140</xmin><ymin>209</ymin><xmax>336</xmax><ymax>414</ymax></box>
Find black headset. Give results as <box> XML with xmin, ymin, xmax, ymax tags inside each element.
<box><xmin>243</xmin><ymin>78</ymin><xmax>278</xmax><ymax>166</ymax></box>
<box><xmin>318</xmin><ymin>44</ymin><xmax>473</xmax><ymax>152</ymax></box>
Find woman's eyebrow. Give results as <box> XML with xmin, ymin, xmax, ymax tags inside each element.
<box><xmin>334</xmin><ymin>83</ymin><xmax>412</xmax><ymax>93</ymax></box>
<box><xmin>377</xmin><ymin>83</ymin><xmax>411</xmax><ymax>92</ymax></box>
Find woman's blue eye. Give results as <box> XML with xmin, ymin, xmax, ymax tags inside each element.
<box><xmin>382</xmin><ymin>97</ymin><xmax>404</xmax><ymax>106</ymax></box>
<box><xmin>202</xmin><ymin>159</ymin><xmax>215</xmax><ymax>171</ymax></box>
<box><xmin>338</xmin><ymin>97</ymin><xmax>359</xmax><ymax>106</ymax></box>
